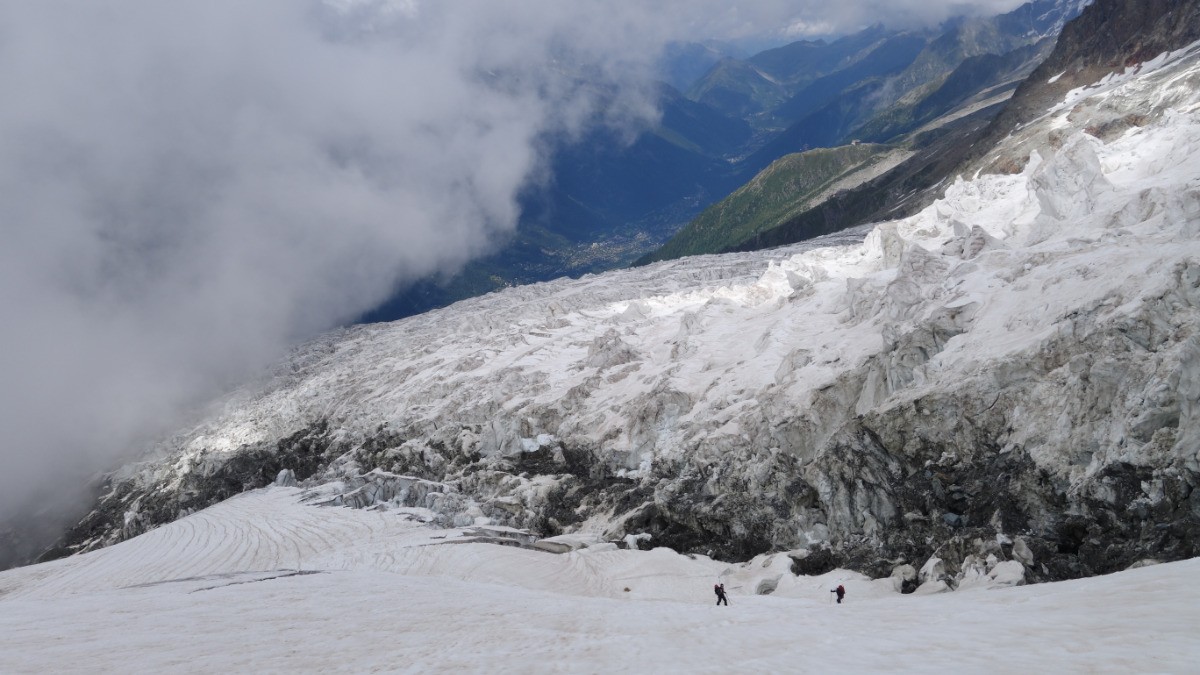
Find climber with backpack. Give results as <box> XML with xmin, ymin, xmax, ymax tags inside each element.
<box><xmin>831</xmin><ymin>584</ymin><xmax>845</xmax><ymax>604</ymax></box>
<box><xmin>714</xmin><ymin>582</ymin><xmax>728</xmax><ymax>606</ymax></box>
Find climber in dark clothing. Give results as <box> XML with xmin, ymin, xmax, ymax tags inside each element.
<box><xmin>714</xmin><ymin>583</ymin><xmax>728</xmax><ymax>606</ymax></box>
<box><xmin>832</xmin><ymin>584</ymin><xmax>845</xmax><ymax>604</ymax></box>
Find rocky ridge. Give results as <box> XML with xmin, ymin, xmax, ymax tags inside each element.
<box><xmin>976</xmin><ymin>0</ymin><xmax>1200</xmax><ymax>171</ymax></box>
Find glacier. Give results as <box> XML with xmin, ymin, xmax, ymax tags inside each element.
<box><xmin>53</xmin><ymin>40</ymin><xmax>1200</xmax><ymax>590</ymax></box>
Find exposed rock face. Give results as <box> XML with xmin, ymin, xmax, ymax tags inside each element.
<box><xmin>978</xmin><ymin>0</ymin><xmax>1200</xmax><ymax>169</ymax></box>
<box><xmin>42</xmin><ymin>37</ymin><xmax>1200</xmax><ymax>590</ymax></box>
<box><xmin>1033</xmin><ymin>0</ymin><xmax>1200</xmax><ymax>88</ymax></box>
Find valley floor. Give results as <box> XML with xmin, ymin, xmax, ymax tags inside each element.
<box><xmin>1</xmin><ymin>489</ymin><xmax>1196</xmax><ymax>673</ymax></box>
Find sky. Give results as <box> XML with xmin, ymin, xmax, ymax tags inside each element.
<box><xmin>0</xmin><ymin>0</ymin><xmax>1030</xmax><ymax>535</ymax></box>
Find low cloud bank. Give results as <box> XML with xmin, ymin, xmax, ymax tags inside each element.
<box><xmin>0</xmin><ymin>0</ymin><xmax>666</xmax><ymax>521</ymax></box>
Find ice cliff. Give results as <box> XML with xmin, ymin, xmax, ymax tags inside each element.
<box><xmin>52</xmin><ymin>40</ymin><xmax>1200</xmax><ymax>589</ymax></box>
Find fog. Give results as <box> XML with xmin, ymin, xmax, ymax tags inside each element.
<box><xmin>0</xmin><ymin>0</ymin><xmax>1027</xmax><ymax>548</ymax></box>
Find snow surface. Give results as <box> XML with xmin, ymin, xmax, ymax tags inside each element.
<box><xmin>2</xmin><ymin>487</ymin><xmax>1197</xmax><ymax>673</ymax></box>
<box><xmin>1052</xmin><ymin>38</ymin><xmax>1200</xmax><ymax>114</ymax></box>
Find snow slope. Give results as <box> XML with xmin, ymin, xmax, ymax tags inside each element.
<box><xmin>137</xmin><ymin>40</ymin><xmax>1200</xmax><ymax>475</ymax></box>
<box><xmin>53</xmin><ymin>41</ymin><xmax>1200</xmax><ymax>587</ymax></box>
<box><xmin>2</xmin><ymin>486</ymin><xmax>1197</xmax><ymax>673</ymax></box>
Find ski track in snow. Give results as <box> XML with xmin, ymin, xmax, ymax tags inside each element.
<box><xmin>1</xmin><ymin>487</ymin><xmax>1198</xmax><ymax>673</ymax></box>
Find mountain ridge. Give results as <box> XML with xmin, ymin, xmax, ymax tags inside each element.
<box><xmin>636</xmin><ymin>143</ymin><xmax>891</xmax><ymax>265</ymax></box>
<box><xmin>702</xmin><ymin>0</ymin><xmax>1200</xmax><ymax>260</ymax></box>
<box><xmin>370</xmin><ymin>0</ymin><xmax>1088</xmax><ymax>321</ymax></box>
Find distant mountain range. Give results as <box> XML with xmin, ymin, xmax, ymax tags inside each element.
<box><xmin>367</xmin><ymin>0</ymin><xmax>1090</xmax><ymax>321</ymax></box>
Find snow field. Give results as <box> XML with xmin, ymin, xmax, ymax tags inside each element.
<box><xmin>1</xmin><ymin>488</ymin><xmax>1198</xmax><ymax>673</ymax></box>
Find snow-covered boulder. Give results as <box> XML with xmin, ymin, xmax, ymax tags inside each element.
<box><xmin>919</xmin><ymin>557</ymin><xmax>947</xmax><ymax>586</ymax></box>
<box><xmin>890</xmin><ymin>564</ymin><xmax>918</xmax><ymax>593</ymax></box>
<box><xmin>988</xmin><ymin>561</ymin><xmax>1026</xmax><ymax>587</ymax></box>
<box><xmin>1012</xmin><ymin>537</ymin><xmax>1035</xmax><ymax>567</ymax></box>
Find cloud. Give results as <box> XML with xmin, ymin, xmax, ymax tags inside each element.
<box><xmin>0</xmin><ymin>0</ymin><xmax>1031</xmax><ymax>543</ymax></box>
<box><xmin>666</xmin><ymin>0</ymin><xmax>1031</xmax><ymax>40</ymax></box>
<box><xmin>0</xmin><ymin>0</ymin><xmax>666</xmax><ymax>523</ymax></box>
<box><xmin>784</xmin><ymin>19</ymin><xmax>840</xmax><ymax>38</ymax></box>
